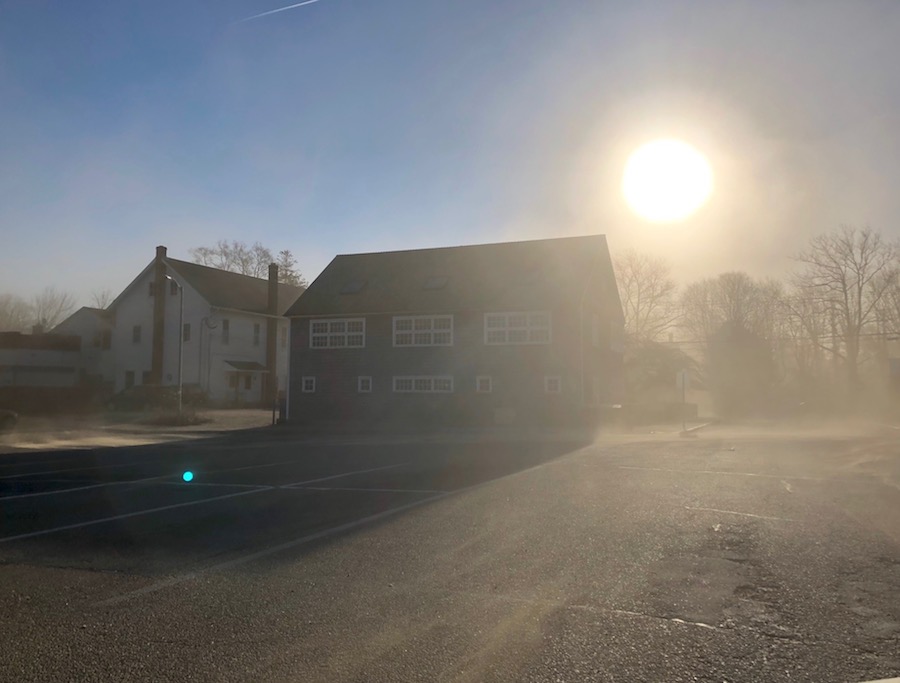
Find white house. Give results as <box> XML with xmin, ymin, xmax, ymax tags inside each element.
<box><xmin>53</xmin><ymin>307</ymin><xmax>114</xmax><ymax>388</ymax></box>
<box><xmin>56</xmin><ymin>246</ymin><xmax>304</xmax><ymax>406</ymax></box>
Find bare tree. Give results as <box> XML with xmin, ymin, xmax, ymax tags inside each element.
<box><xmin>792</xmin><ymin>225</ymin><xmax>899</xmax><ymax>393</ymax></box>
<box><xmin>680</xmin><ymin>278</ymin><xmax>722</xmax><ymax>341</ymax></box>
<box><xmin>276</xmin><ymin>249</ymin><xmax>308</xmax><ymax>288</ymax></box>
<box><xmin>32</xmin><ymin>286</ymin><xmax>76</xmax><ymax>330</ymax></box>
<box><xmin>0</xmin><ymin>294</ymin><xmax>32</xmax><ymax>332</ymax></box>
<box><xmin>190</xmin><ymin>240</ymin><xmax>305</xmax><ymax>283</ymax></box>
<box><xmin>613</xmin><ymin>249</ymin><xmax>679</xmax><ymax>342</ymax></box>
<box><xmin>90</xmin><ymin>288</ymin><xmax>113</xmax><ymax>309</ymax></box>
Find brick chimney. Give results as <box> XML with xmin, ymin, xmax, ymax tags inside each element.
<box><xmin>265</xmin><ymin>263</ymin><xmax>279</xmax><ymax>405</ymax></box>
<box><xmin>151</xmin><ymin>245</ymin><xmax>167</xmax><ymax>386</ymax></box>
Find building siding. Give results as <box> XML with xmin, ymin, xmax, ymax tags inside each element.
<box><xmin>289</xmin><ymin>306</ymin><xmax>622</xmax><ymax>428</ymax></box>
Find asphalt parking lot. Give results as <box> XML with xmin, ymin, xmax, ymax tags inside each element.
<box><xmin>1</xmin><ymin>423</ymin><xmax>899</xmax><ymax>682</ymax></box>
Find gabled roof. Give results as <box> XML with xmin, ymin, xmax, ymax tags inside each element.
<box><xmin>286</xmin><ymin>235</ymin><xmax>620</xmax><ymax>317</ymax></box>
<box><xmin>53</xmin><ymin>306</ymin><xmax>113</xmax><ymax>333</ymax></box>
<box><xmin>166</xmin><ymin>258</ymin><xmax>304</xmax><ymax>316</ymax></box>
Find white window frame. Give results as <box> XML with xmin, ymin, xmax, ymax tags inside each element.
<box><xmin>358</xmin><ymin>376</ymin><xmax>372</xmax><ymax>393</ymax></box>
<box><xmin>301</xmin><ymin>376</ymin><xmax>316</xmax><ymax>393</ymax></box>
<box><xmin>309</xmin><ymin>318</ymin><xmax>366</xmax><ymax>349</ymax></box>
<box><xmin>392</xmin><ymin>376</ymin><xmax>454</xmax><ymax>393</ymax></box>
<box><xmin>484</xmin><ymin>311</ymin><xmax>551</xmax><ymax>345</ymax></box>
<box><xmin>476</xmin><ymin>375</ymin><xmax>492</xmax><ymax>394</ymax></box>
<box><xmin>392</xmin><ymin>314</ymin><xmax>454</xmax><ymax>347</ymax></box>
<box><xmin>544</xmin><ymin>376</ymin><xmax>562</xmax><ymax>394</ymax></box>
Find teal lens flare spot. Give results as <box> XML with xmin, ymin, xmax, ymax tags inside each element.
<box><xmin>182</xmin><ymin>471</ymin><xmax>194</xmax><ymax>482</ymax></box>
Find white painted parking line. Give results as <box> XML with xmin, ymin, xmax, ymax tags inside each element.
<box><xmin>684</xmin><ymin>506</ymin><xmax>796</xmax><ymax>522</ymax></box>
<box><xmin>619</xmin><ymin>465</ymin><xmax>822</xmax><ymax>481</ymax></box>
<box><xmin>280</xmin><ymin>463</ymin><xmax>404</xmax><ymax>487</ymax></box>
<box><xmin>96</xmin><ymin>491</ymin><xmax>450</xmax><ymax>607</ymax></box>
<box><xmin>293</xmin><ymin>486</ymin><xmax>447</xmax><ymax>494</ymax></box>
<box><xmin>96</xmin><ymin>451</ymin><xmax>582</xmax><ymax>607</ymax></box>
<box><xmin>0</xmin><ymin>481</ymin><xmax>125</xmax><ymax>501</ymax></box>
<box><xmin>0</xmin><ymin>459</ymin><xmax>161</xmax><ymax>480</ymax></box>
<box><xmin>0</xmin><ymin>488</ymin><xmax>271</xmax><ymax>544</ymax></box>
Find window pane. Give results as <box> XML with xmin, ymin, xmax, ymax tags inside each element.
<box><xmin>433</xmin><ymin>317</ymin><xmax>451</xmax><ymax>330</ymax></box>
<box><xmin>414</xmin><ymin>318</ymin><xmax>431</xmax><ymax>331</ymax></box>
<box><xmin>433</xmin><ymin>331</ymin><xmax>451</xmax><ymax>344</ymax></box>
<box><xmin>395</xmin><ymin>378</ymin><xmax>413</xmax><ymax>392</ymax></box>
<box><xmin>487</xmin><ymin>330</ymin><xmax>506</xmax><ymax>343</ymax></box>
<box><xmin>395</xmin><ymin>332</ymin><xmax>413</xmax><ymax>345</ymax></box>
<box><xmin>347</xmin><ymin>334</ymin><xmax>363</xmax><ymax>347</ymax></box>
<box><xmin>330</xmin><ymin>335</ymin><xmax>346</xmax><ymax>347</ymax></box>
<box><xmin>508</xmin><ymin>314</ymin><xmax>527</xmax><ymax>328</ymax></box>
<box><xmin>411</xmin><ymin>332</ymin><xmax>429</xmax><ymax>345</ymax></box>
<box><xmin>434</xmin><ymin>378</ymin><xmax>452</xmax><ymax>392</ymax></box>
<box><xmin>311</xmin><ymin>336</ymin><xmax>327</xmax><ymax>348</ymax></box>
<box><xmin>486</xmin><ymin>315</ymin><xmax>505</xmax><ymax>328</ymax></box>
<box><xmin>508</xmin><ymin>329</ymin><xmax>528</xmax><ymax>342</ymax></box>
<box><xmin>347</xmin><ymin>320</ymin><xmax>364</xmax><ymax>333</ymax></box>
<box><xmin>312</xmin><ymin>322</ymin><xmax>328</xmax><ymax>334</ymax></box>
<box><xmin>330</xmin><ymin>321</ymin><xmax>346</xmax><ymax>333</ymax></box>
<box><xmin>395</xmin><ymin>318</ymin><xmax>412</xmax><ymax>331</ymax></box>
<box><xmin>414</xmin><ymin>378</ymin><xmax>431</xmax><ymax>391</ymax></box>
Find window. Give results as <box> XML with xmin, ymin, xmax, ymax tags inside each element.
<box><xmin>301</xmin><ymin>376</ymin><xmax>316</xmax><ymax>393</ymax></box>
<box><xmin>142</xmin><ymin>370</ymin><xmax>151</xmax><ymax>385</ymax></box>
<box><xmin>124</xmin><ymin>370</ymin><xmax>135</xmax><ymax>389</ymax></box>
<box><xmin>484</xmin><ymin>312</ymin><xmax>551</xmax><ymax>345</ymax></box>
<box><xmin>222</xmin><ymin>319</ymin><xmax>230</xmax><ymax>345</ymax></box>
<box><xmin>392</xmin><ymin>376</ymin><xmax>453</xmax><ymax>393</ymax></box>
<box><xmin>170</xmin><ymin>280</ymin><xmax>178</xmax><ymax>295</ymax></box>
<box><xmin>183</xmin><ymin>323</ymin><xmax>191</xmax><ymax>342</ymax></box>
<box><xmin>281</xmin><ymin>327</ymin><xmax>287</xmax><ymax>349</ymax></box>
<box><xmin>476</xmin><ymin>376</ymin><xmax>492</xmax><ymax>393</ymax></box>
<box><xmin>228</xmin><ymin>374</ymin><xmax>237</xmax><ymax>389</ymax></box>
<box><xmin>358</xmin><ymin>376</ymin><xmax>372</xmax><ymax>393</ymax></box>
<box><xmin>253</xmin><ymin>323</ymin><xmax>260</xmax><ymax>347</ymax></box>
<box><xmin>545</xmin><ymin>376</ymin><xmax>562</xmax><ymax>394</ymax></box>
<box><xmin>310</xmin><ymin>318</ymin><xmax>365</xmax><ymax>348</ymax></box>
<box><xmin>244</xmin><ymin>375</ymin><xmax>252</xmax><ymax>390</ymax></box>
<box><xmin>132</xmin><ymin>325</ymin><xmax>141</xmax><ymax>344</ymax></box>
<box><xmin>393</xmin><ymin>315</ymin><xmax>453</xmax><ymax>346</ymax></box>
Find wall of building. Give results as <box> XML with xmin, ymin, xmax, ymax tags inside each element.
<box><xmin>111</xmin><ymin>268</ymin><xmax>157</xmax><ymax>392</ymax></box>
<box><xmin>288</xmin><ymin>306</ymin><xmax>617</xmax><ymax>428</ymax></box>
<box><xmin>54</xmin><ymin>310</ymin><xmax>114</xmax><ymax>386</ymax></box>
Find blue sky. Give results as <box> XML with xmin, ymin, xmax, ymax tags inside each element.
<box><xmin>2</xmin><ymin>0</ymin><xmax>899</xmax><ymax>302</ymax></box>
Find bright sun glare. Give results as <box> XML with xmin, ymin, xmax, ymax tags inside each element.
<box><xmin>622</xmin><ymin>139</ymin><xmax>713</xmax><ymax>223</ymax></box>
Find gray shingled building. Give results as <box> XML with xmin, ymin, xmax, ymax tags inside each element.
<box><xmin>285</xmin><ymin>235</ymin><xmax>624</xmax><ymax>428</ymax></box>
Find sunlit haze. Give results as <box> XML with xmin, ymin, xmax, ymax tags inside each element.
<box><xmin>2</xmin><ymin>1</ymin><xmax>899</xmax><ymax>297</ymax></box>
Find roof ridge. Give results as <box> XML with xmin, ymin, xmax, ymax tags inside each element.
<box><xmin>334</xmin><ymin>234</ymin><xmax>606</xmax><ymax>258</ymax></box>
<box><xmin>166</xmin><ymin>257</ymin><xmax>303</xmax><ymax>292</ymax></box>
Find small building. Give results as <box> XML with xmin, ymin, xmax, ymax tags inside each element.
<box><xmin>99</xmin><ymin>246</ymin><xmax>304</xmax><ymax>406</ymax></box>
<box><xmin>0</xmin><ymin>331</ymin><xmax>87</xmax><ymax>413</ymax></box>
<box><xmin>285</xmin><ymin>235</ymin><xmax>624</xmax><ymax>429</ymax></box>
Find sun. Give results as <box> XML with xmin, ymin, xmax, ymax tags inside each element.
<box><xmin>622</xmin><ymin>139</ymin><xmax>713</xmax><ymax>223</ymax></box>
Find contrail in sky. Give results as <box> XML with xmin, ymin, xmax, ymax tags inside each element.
<box><xmin>237</xmin><ymin>0</ymin><xmax>326</xmax><ymax>23</ymax></box>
